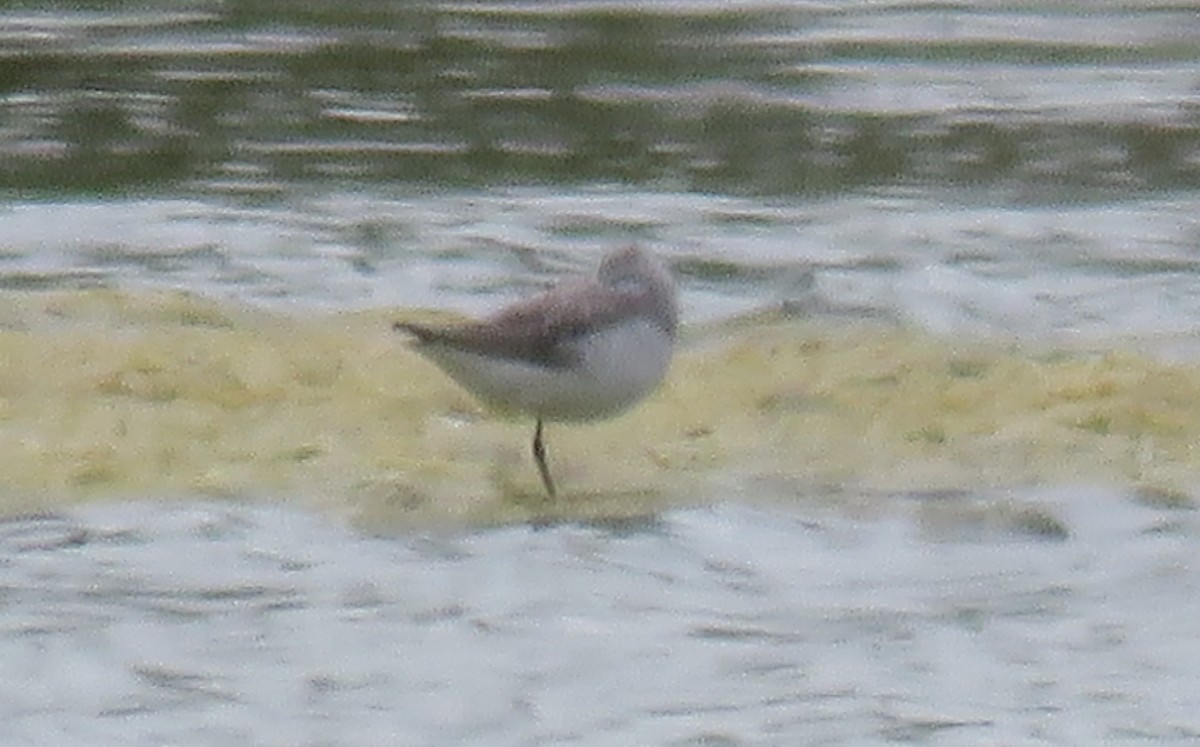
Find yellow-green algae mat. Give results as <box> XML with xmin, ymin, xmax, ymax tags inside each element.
<box><xmin>0</xmin><ymin>289</ymin><xmax>1197</xmax><ymax>528</ymax></box>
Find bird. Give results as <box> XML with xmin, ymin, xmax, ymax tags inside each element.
<box><xmin>394</xmin><ymin>245</ymin><xmax>678</xmax><ymax>498</ymax></box>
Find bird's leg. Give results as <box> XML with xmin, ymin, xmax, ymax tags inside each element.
<box><xmin>533</xmin><ymin>418</ymin><xmax>557</xmax><ymax>499</ymax></box>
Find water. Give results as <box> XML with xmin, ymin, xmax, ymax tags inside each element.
<box><xmin>0</xmin><ymin>0</ymin><xmax>1197</xmax><ymax>335</ymax></box>
<box><xmin>2</xmin><ymin>0</ymin><xmax>1200</xmax><ymax>742</ymax></box>
<box><xmin>2</xmin><ymin>493</ymin><xmax>1199</xmax><ymax>745</ymax></box>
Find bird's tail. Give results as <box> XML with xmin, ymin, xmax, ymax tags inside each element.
<box><xmin>392</xmin><ymin>321</ymin><xmax>439</xmax><ymax>343</ymax></box>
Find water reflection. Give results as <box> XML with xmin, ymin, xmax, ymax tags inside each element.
<box><xmin>1</xmin><ymin>1</ymin><xmax>1196</xmax><ymax>197</ymax></box>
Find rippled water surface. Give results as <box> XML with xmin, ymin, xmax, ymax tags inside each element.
<box><xmin>2</xmin><ymin>1</ymin><xmax>1200</xmax><ymax>743</ymax></box>
<box><xmin>0</xmin><ymin>0</ymin><xmax>1197</xmax><ymax>334</ymax></box>
<box><xmin>3</xmin><ymin>493</ymin><xmax>1200</xmax><ymax>746</ymax></box>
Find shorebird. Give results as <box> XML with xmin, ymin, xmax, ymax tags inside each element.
<box><xmin>394</xmin><ymin>245</ymin><xmax>678</xmax><ymax>498</ymax></box>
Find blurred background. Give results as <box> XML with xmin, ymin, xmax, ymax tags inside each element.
<box><xmin>2</xmin><ymin>2</ymin><xmax>1200</xmax><ymax>745</ymax></box>
<box><xmin>1</xmin><ymin>0</ymin><xmax>1197</xmax><ymax>332</ymax></box>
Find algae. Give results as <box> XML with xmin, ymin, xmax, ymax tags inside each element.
<box><xmin>0</xmin><ymin>289</ymin><xmax>1198</xmax><ymax>526</ymax></box>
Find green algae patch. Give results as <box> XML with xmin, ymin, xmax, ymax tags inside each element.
<box><xmin>1</xmin><ymin>289</ymin><xmax>1199</xmax><ymax>526</ymax></box>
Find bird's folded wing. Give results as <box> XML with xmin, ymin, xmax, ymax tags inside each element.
<box><xmin>396</xmin><ymin>280</ymin><xmax>640</xmax><ymax>369</ymax></box>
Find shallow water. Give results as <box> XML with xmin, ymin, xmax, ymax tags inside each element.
<box><xmin>2</xmin><ymin>1</ymin><xmax>1200</xmax><ymax>742</ymax></box>
<box><xmin>0</xmin><ymin>0</ymin><xmax>1197</xmax><ymax>337</ymax></box>
<box><xmin>2</xmin><ymin>493</ymin><xmax>1199</xmax><ymax>746</ymax></box>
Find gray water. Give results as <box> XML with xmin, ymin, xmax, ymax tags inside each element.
<box><xmin>2</xmin><ymin>492</ymin><xmax>1199</xmax><ymax>745</ymax></box>
<box><xmin>3</xmin><ymin>1</ymin><xmax>1200</xmax><ymax>743</ymax></box>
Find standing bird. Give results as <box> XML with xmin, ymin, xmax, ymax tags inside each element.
<box><xmin>394</xmin><ymin>245</ymin><xmax>678</xmax><ymax>498</ymax></box>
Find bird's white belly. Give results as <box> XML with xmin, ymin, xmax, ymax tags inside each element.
<box><xmin>424</xmin><ymin>319</ymin><xmax>673</xmax><ymax>422</ymax></box>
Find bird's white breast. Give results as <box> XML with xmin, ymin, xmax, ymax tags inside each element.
<box><xmin>421</xmin><ymin>319</ymin><xmax>673</xmax><ymax>422</ymax></box>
